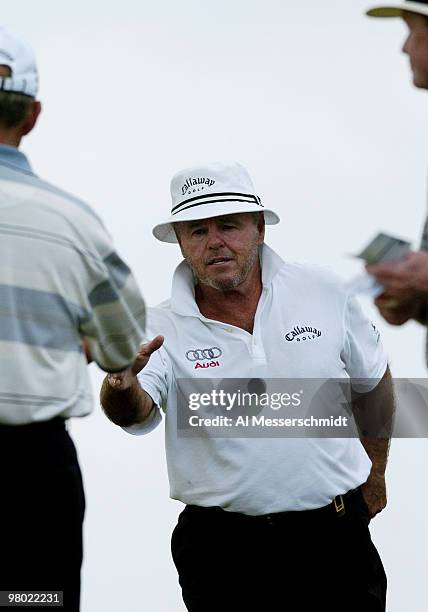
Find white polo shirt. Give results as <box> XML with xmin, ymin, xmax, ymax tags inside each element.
<box><xmin>127</xmin><ymin>244</ymin><xmax>387</xmax><ymax>515</ymax></box>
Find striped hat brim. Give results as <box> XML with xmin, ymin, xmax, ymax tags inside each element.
<box><xmin>152</xmin><ymin>196</ymin><xmax>280</xmax><ymax>244</ymax></box>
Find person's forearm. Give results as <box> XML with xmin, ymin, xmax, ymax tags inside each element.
<box><xmin>359</xmin><ymin>437</ymin><xmax>390</xmax><ymax>518</ymax></box>
<box><xmin>352</xmin><ymin>366</ymin><xmax>393</xmax><ymax>475</ymax></box>
<box><xmin>100</xmin><ymin>376</ymin><xmax>154</xmax><ymax>427</ymax></box>
<box><xmin>361</xmin><ymin>438</ymin><xmax>390</xmax><ymax>477</ymax></box>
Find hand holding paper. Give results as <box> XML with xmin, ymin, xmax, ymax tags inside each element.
<box><xmin>366</xmin><ymin>251</ymin><xmax>428</xmax><ymax>297</ymax></box>
<box><xmin>355</xmin><ymin>232</ymin><xmax>411</xmax><ymax>265</ymax></box>
<box><xmin>347</xmin><ymin>232</ymin><xmax>411</xmax><ymax>298</ymax></box>
<box><xmin>348</xmin><ymin>232</ymin><xmax>428</xmax><ymax>326</ymax></box>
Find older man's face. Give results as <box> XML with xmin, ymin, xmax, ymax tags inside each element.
<box><xmin>402</xmin><ymin>13</ymin><xmax>428</xmax><ymax>89</ymax></box>
<box><xmin>175</xmin><ymin>213</ymin><xmax>265</xmax><ymax>291</ymax></box>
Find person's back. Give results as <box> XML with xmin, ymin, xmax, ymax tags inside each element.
<box><xmin>0</xmin><ymin>26</ymin><xmax>145</xmax><ymax>611</ymax></box>
<box><xmin>0</xmin><ymin>148</ymin><xmax>145</xmax><ymax>423</ymax></box>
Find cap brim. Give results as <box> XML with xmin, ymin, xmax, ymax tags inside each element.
<box><xmin>367</xmin><ymin>3</ymin><xmax>428</xmax><ymax>17</ymax></box>
<box><xmin>153</xmin><ymin>202</ymin><xmax>280</xmax><ymax>243</ymax></box>
<box><xmin>0</xmin><ymin>74</ymin><xmax>38</xmax><ymax>97</ymax></box>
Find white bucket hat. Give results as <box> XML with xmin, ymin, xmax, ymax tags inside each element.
<box><xmin>0</xmin><ymin>26</ymin><xmax>38</xmax><ymax>97</ymax></box>
<box><xmin>153</xmin><ymin>161</ymin><xmax>280</xmax><ymax>243</ymax></box>
<box><xmin>366</xmin><ymin>0</ymin><xmax>428</xmax><ymax>18</ymax></box>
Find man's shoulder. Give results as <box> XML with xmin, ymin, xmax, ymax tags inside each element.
<box><xmin>0</xmin><ymin>165</ymin><xmax>103</xmax><ymax>223</ymax></box>
<box><xmin>146</xmin><ymin>300</ymin><xmax>178</xmax><ymax>337</ymax></box>
<box><xmin>278</xmin><ymin>260</ymin><xmax>347</xmax><ymax>295</ymax></box>
<box><xmin>38</xmin><ymin>179</ymin><xmax>104</xmax><ymax>225</ymax></box>
<box><xmin>149</xmin><ymin>298</ymin><xmax>172</xmax><ymax>312</ymax></box>
<box><xmin>0</xmin><ymin>170</ymin><xmax>112</xmax><ymax>259</ymax></box>
<box><xmin>147</xmin><ymin>300</ymin><xmax>173</xmax><ymax>320</ymax></box>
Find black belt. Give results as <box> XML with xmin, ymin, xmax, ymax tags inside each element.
<box><xmin>0</xmin><ymin>417</ymin><xmax>76</xmax><ymax>466</ymax></box>
<box><xmin>0</xmin><ymin>416</ymin><xmax>66</xmax><ymax>434</ymax></box>
<box><xmin>184</xmin><ymin>487</ymin><xmax>361</xmax><ymax>522</ymax></box>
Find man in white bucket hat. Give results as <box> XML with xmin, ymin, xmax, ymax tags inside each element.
<box><xmin>102</xmin><ymin>161</ymin><xmax>393</xmax><ymax>611</ymax></box>
<box><xmin>365</xmin><ymin>2</ymin><xmax>428</xmax><ymax>364</ymax></box>
<box><xmin>0</xmin><ymin>26</ymin><xmax>146</xmax><ymax>611</ymax></box>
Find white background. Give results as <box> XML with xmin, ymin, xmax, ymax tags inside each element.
<box><xmin>3</xmin><ymin>1</ymin><xmax>428</xmax><ymax>610</ymax></box>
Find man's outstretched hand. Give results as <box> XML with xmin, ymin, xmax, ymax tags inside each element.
<box><xmin>107</xmin><ymin>335</ymin><xmax>164</xmax><ymax>391</ymax></box>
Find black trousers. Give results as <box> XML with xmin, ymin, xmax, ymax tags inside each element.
<box><xmin>0</xmin><ymin>418</ymin><xmax>85</xmax><ymax>612</ymax></box>
<box><xmin>171</xmin><ymin>487</ymin><xmax>387</xmax><ymax>612</ymax></box>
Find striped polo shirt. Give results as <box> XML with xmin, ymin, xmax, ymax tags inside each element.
<box><xmin>0</xmin><ymin>144</ymin><xmax>145</xmax><ymax>424</ymax></box>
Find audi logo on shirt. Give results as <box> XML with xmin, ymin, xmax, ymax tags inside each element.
<box><xmin>186</xmin><ymin>347</ymin><xmax>223</xmax><ymax>361</ymax></box>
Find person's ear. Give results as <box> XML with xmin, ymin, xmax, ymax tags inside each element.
<box><xmin>21</xmin><ymin>100</ymin><xmax>42</xmax><ymax>136</ymax></box>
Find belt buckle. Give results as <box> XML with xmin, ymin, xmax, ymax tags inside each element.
<box><xmin>333</xmin><ymin>495</ymin><xmax>345</xmax><ymax>517</ymax></box>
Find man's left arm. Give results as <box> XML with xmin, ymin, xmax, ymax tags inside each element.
<box><xmin>351</xmin><ymin>366</ymin><xmax>394</xmax><ymax>519</ymax></box>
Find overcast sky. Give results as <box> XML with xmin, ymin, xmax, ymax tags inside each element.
<box><xmin>3</xmin><ymin>1</ymin><xmax>428</xmax><ymax>610</ymax></box>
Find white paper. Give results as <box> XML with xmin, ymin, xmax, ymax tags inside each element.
<box><xmin>346</xmin><ymin>273</ymin><xmax>384</xmax><ymax>298</ymax></box>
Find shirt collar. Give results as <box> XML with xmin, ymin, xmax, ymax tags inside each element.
<box><xmin>170</xmin><ymin>243</ymin><xmax>285</xmax><ymax>317</ymax></box>
<box><xmin>0</xmin><ymin>144</ymin><xmax>34</xmax><ymax>175</ymax></box>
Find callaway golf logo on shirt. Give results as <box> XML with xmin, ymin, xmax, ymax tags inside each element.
<box><xmin>181</xmin><ymin>177</ymin><xmax>216</xmax><ymax>195</ymax></box>
<box><xmin>285</xmin><ymin>325</ymin><xmax>322</xmax><ymax>342</ymax></box>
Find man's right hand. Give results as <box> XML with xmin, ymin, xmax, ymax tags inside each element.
<box><xmin>107</xmin><ymin>335</ymin><xmax>164</xmax><ymax>391</ymax></box>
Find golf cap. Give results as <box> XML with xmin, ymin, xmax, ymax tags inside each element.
<box><xmin>0</xmin><ymin>26</ymin><xmax>38</xmax><ymax>97</ymax></box>
<box><xmin>367</xmin><ymin>0</ymin><xmax>428</xmax><ymax>18</ymax></box>
<box><xmin>152</xmin><ymin>161</ymin><xmax>281</xmax><ymax>244</ymax></box>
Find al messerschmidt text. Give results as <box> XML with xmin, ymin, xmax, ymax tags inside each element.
<box><xmin>188</xmin><ymin>415</ymin><xmax>349</xmax><ymax>427</ymax></box>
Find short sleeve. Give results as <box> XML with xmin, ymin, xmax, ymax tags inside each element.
<box><xmin>79</xmin><ymin>252</ymin><xmax>146</xmax><ymax>373</ymax></box>
<box><xmin>341</xmin><ymin>295</ymin><xmax>388</xmax><ymax>392</ymax></box>
<box><xmin>122</xmin><ymin>345</ymin><xmax>170</xmax><ymax>436</ymax></box>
